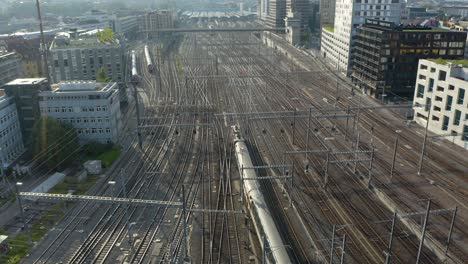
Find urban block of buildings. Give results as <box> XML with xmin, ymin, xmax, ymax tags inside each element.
<box><xmin>49</xmin><ymin>29</ymin><xmax>125</xmax><ymax>83</ymax></box>
<box><xmin>352</xmin><ymin>19</ymin><xmax>466</xmax><ymax>98</ymax></box>
<box><xmin>319</xmin><ymin>0</ymin><xmax>336</xmax><ymax>28</ymax></box>
<box><xmin>38</xmin><ymin>81</ymin><xmax>122</xmax><ymax>144</ymax></box>
<box><xmin>111</xmin><ymin>16</ymin><xmax>139</xmax><ymax>39</ymax></box>
<box><xmin>259</xmin><ymin>0</ymin><xmax>315</xmax><ymax>44</ymax></box>
<box><xmin>3</xmin><ymin>78</ymin><xmax>49</xmax><ymax>145</ymax></box>
<box><xmin>320</xmin><ymin>0</ymin><xmax>402</xmax><ymax>74</ymax></box>
<box><xmin>0</xmin><ymin>52</ymin><xmax>22</xmax><ymax>86</ymax></box>
<box><xmin>138</xmin><ymin>10</ymin><xmax>176</xmax><ymax>32</ymax></box>
<box><xmin>0</xmin><ymin>91</ymin><xmax>24</xmax><ymax>168</ymax></box>
<box><xmin>413</xmin><ymin>59</ymin><xmax>468</xmax><ymax>150</ymax></box>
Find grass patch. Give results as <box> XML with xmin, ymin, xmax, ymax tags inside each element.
<box><xmin>83</xmin><ymin>142</ymin><xmax>121</xmax><ymax>168</ymax></box>
<box><xmin>0</xmin><ymin>174</ymin><xmax>100</xmax><ymax>263</ymax></box>
<box><xmin>30</xmin><ymin>203</ymin><xmax>65</xmax><ymax>242</ymax></box>
<box><xmin>323</xmin><ymin>26</ymin><xmax>334</xmax><ymax>32</ymax></box>
<box><xmin>428</xmin><ymin>58</ymin><xmax>468</xmax><ymax>67</ymax></box>
<box><xmin>0</xmin><ymin>234</ymin><xmax>30</xmax><ymax>264</ymax></box>
<box><xmin>0</xmin><ymin>204</ymin><xmax>66</xmax><ymax>263</ymax></box>
<box><xmin>97</xmin><ymin>148</ymin><xmax>121</xmax><ymax>168</ymax></box>
<box><xmin>48</xmin><ymin>176</ymin><xmax>99</xmax><ymax>195</ymax></box>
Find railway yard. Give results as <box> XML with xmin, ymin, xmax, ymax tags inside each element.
<box><xmin>20</xmin><ymin>20</ymin><xmax>468</xmax><ymax>264</ymax></box>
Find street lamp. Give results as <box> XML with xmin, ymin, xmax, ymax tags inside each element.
<box><xmin>15</xmin><ymin>182</ymin><xmax>32</xmax><ymax>246</ymax></box>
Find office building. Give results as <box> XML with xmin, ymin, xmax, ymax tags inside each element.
<box><xmin>0</xmin><ymin>52</ymin><xmax>22</xmax><ymax>86</ymax></box>
<box><xmin>3</xmin><ymin>78</ymin><xmax>49</xmax><ymax>144</ymax></box>
<box><xmin>39</xmin><ymin>81</ymin><xmax>122</xmax><ymax>144</ymax></box>
<box><xmin>265</xmin><ymin>0</ymin><xmax>287</xmax><ymax>29</ymax></box>
<box><xmin>0</xmin><ymin>92</ymin><xmax>24</xmax><ymax>168</ymax></box>
<box><xmin>413</xmin><ymin>59</ymin><xmax>468</xmax><ymax>150</ymax></box>
<box><xmin>320</xmin><ymin>0</ymin><xmax>336</xmax><ymax>27</ymax></box>
<box><xmin>406</xmin><ymin>7</ymin><xmax>438</xmax><ymax>20</ymax></box>
<box><xmin>352</xmin><ymin>19</ymin><xmax>466</xmax><ymax>98</ymax></box>
<box><xmin>321</xmin><ymin>0</ymin><xmax>402</xmax><ymax>74</ymax></box>
<box><xmin>49</xmin><ymin>30</ymin><xmax>125</xmax><ymax>83</ymax></box>
<box><xmin>111</xmin><ymin>16</ymin><xmax>139</xmax><ymax>39</ymax></box>
<box><xmin>139</xmin><ymin>10</ymin><xmax>175</xmax><ymax>32</ymax></box>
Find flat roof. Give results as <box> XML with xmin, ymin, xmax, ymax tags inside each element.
<box><xmin>50</xmin><ymin>81</ymin><xmax>116</xmax><ymax>93</ymax></box>
<box><xmin>4</xmin><ymin>78</ymin><xmax>47</xmax><ymax>86</ymax></box>
<box><xmin>428</xmin><ymin>58</ymin><xmax>468</xmax><ymax>67</ymax></box>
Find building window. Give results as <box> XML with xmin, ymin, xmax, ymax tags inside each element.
<box><xmin>428</xmin><ymin>78</ymin><xmax>434</xmax><ymax>92</ymax></box>
<box><xmin>463</xmin><ymin>125</ymin><xmax>468</xmax><ymax>141</ymax></box>
<box><xmin>433</xmin><ymin>106</ymin><xmax>441</xmax><ymax>112</ymax></box>
<box><xmin>442</xmin><ymin>116</ymin><xmax>449</xmax><ymax>131</ymax></box>
<box><xmin>435</xmin><ymin>96</ymin><xmax>443</xmax><ymax>102</ymax></box>
<box><xmin>425</xmin><ymin>98</ymin><xmax>431</xmax><ymax>112</ymax></box>
<box><xmin>446</xmin><ymin>95</ymin><xmax>453</xmax><ymax>111</ymax></box>
<box><xmin>420</xmin><ymin>64</ymin><xmax>428</xmax><ymax>70</ymax></box>
<box><xmin>432</xmin><ymin>115</ymin><xmax>440</xmax><ymax>121</ymax></box>
<box><xmin>457</xmin><ymin>88</ymin><xmax>465</xmax><ymax>105</ymax></box>
<box><xmin>436</xmin><ymin>86</ymin><xmax>444</xmax><ymax>92</ymax></box>
<box><xmin>419</xmin><ymin>74</ymin><xmax>426</xmax><ymax>80</ymax></box>
<box><xmin>438</xmin><ymin>70</ymin><xmax>446</xmax><ymax>81</ymax></box>
<box><xmin>454</xmin><ymin>110</ymin><xmax>461</xmax><ymax>126</ymax></box>
<box><xmin>416</xmin><ymin>84</ymin><xmax>425</xmax><ymax>98</ymax></box>
<box><xmin>448</xmin><ymin>85</ymin><xmax>455</xmax><ymax>90</ymax></box>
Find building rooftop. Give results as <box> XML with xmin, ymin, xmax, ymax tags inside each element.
<box><xmin>323</xmin><ymin>26</ymin><xmax>334</xmax><ymax>32</ymax></box>
<box><xmin>50</xmin><ymin>81</ymin><xmax>117</xmax><ymax>93</ymax></box>
<box><xmin>402</xmin><ymin>27</ymin><xmax>449</xmax><ymax>32</ymax></box>
<box><xmin>51</xmin><ymin>29</ymin><xmax>119</xmax><ymax>49</ymax></box>
<box><xmin>4</xmin><ymin>78</ymin><xmax>47</xmax><ymax>86</ymax></box>
<box><xmin>428</xmin><ymin>58</ymin><xmax>468</xmax><ymax>67</ymax></box>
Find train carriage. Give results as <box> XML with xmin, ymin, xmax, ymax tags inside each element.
<box><xmin>131</xmin><ymin>50</ymin><xmax>140</xmax><ymax>84</ymax></box>
<box><xmin>144</xmin><ymin>45</ymin><xmax>155</xmax><ymax>73</ymax></box>
<box><xmin>233</xmin><ymin>126</ymin><xmax>293</xmax><ymax>264</ymax></box>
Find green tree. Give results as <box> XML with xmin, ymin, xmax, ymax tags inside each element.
<box><xmin>96</xmin><ymin>67</ymin><xmax>109</xmax><ymax>82</ymax></box>
<box><xmin>31</xmin><ymin>117</ymin><xmax>79</xmax><ymax>170</ymax></box>
<box><xmin>97</xmin><ymin>27</ymin><xmax>115</xmax><ymax>43</ymax></box>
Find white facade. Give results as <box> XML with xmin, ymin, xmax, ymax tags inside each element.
<box><xmin>320</xmin><ymin>0</ymin><xmax>401</xmax><ymax>73</ymax></box>
<box><xmin>0</xmin><ymin>52</ymin><xmax>22</xmax><ymax>86</ymax></box>
<box><xmin>0</xmin><ymin>94</ymin><xmax>24</xmax><ymax>168</ymax></box>
<box><xmin>258</xmin><ymin>0</ymin><xmax>270</xmax><ymax>21</ymax></box>
<box><xmin>413</xmin><ymin>60</ymin><xmax>468</xmax><ymax>150</ymax></box>
<box><xmin>39</xmin><ymin>81</ymin><xmax>122</xmax><ymax>144</ymax></box>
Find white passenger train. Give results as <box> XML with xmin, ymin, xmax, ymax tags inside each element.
<box><xmin>233</xmin><ymin>126</ymin><xmax>292</xmax><ymax>263</ymax></box>
<box><xmin>131</xmin><ymin>50</ymin><xmax>140</xmax><ymax>84</ymax></box>
<box><xmin>144</xmin><ymin>45</ymin><xmax>155</xmax><ymax>73</ymax></box>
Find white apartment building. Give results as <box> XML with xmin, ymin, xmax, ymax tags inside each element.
<box><xmin>0</xmin><ymin>93</ymin><xmax>24</xmax><ymax>168</ymax></box>
<box><xmin>320</xmin><ymin>0</ymin><xmax>401</xmax><ymax>74</ymax></box>
<box><xmin>0</xmin><ymin>52</ymin><xmax>22</xmax><ymax>86</ymax></box>
<box><xmin>39</xmin><ymin>81</ymin><xmax>122</xmax><ymax>144</ymax></box>
<box><xmin>413</xmin><ymin>59</ymin><xmax>468</xmax><ymax>150</ymax></box>
<box><xmin>49</xmin><ymin>30</ymin><xmax>125</xmax><ymax>83</ymax></box>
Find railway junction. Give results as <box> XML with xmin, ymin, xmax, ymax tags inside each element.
<box><xmin>17</xmin><ymin>20</ymin><xmax>468</xmax><ymax>264</ymax></box>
